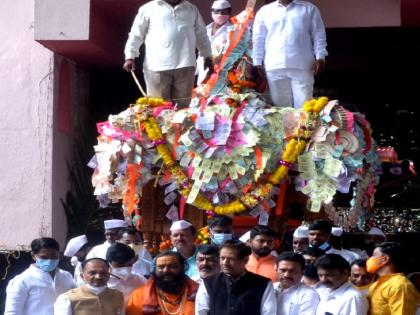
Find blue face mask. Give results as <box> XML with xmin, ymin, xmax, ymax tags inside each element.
<box><xmin>318</xmin><ymin>241</ymin><xmax>330</xmax><ymax>251</ymax></box>
<box><xmin>35</xmin><ymin>258</ymin><xmax>59</xmax><ymax>272</ymax></box>
<box><xmin>212</xmin><ymin>233</ymin><xmax>232</xmax><ymax>245</ymax></box>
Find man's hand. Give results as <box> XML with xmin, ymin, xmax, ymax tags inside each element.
<box><xmin>314</xmin><ymin>59</ymin><xmax>325</xmax><ymax>76</ymax></box>
<box><xmin>123</xmin><ymin>59</ymin><xmax>135</xmax><ymax>72</ymax></box>
<box><xmin>202</xmin><ymin>57</ymin><xmax>215</xmax><ymax>83</ymax></box>
<box><xmin>254</xmin><ymin>65</ymin><xmax>267</xmax><ymax>92</ymax></box>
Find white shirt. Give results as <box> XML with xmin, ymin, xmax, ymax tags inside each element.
<box><xmin>73</xmin><ymin>262</ymin><xmax>84</xmax><ymax>287</ymax></box>
<box><xmin>132</xmin><ymin>247</ymin><xmax>153</xmax><ymax>277</ymax></box>
<box><xmin>274</xmin><ymin>281</ymin><xmax>319</xmax><ymax>315</ymax></box>
<box><xmin>252</xmin><ymin>0</ymin><xmax>327</xmax><ymax>71</ymax></box>
<box><xmin>107</xmin><ymin>274</ymin><xmax>146</xmax><ymax>303</ymax></box>
<box><xmin>197</xmin><ymin>21</ymin><xmax>233</xmax><ymax>83</ymax></box>
<box><xmin>315</xmin><ymin>282</ymin><xmax>369</xmax><ymax>315</ymax></box>
<box><xmin>54</xmin><ymin>286</ymin><xmax>126</xmax><ymax>315</ymax></box>
<box><xmin>195</xmin><ymin>276</ymin><xmax>277</xmax><ymax>315</ymax></box>
<box><xmin>124</xmin><ymin>0</ymin><xmax>212</xmax><ymax>71</ymax></box>
<box><xmin>85</xmin><ymin>241</ymin><xmax>112</xmax><ymax>260</ymax></box>
<box><xmin>5</xmin><ymin>265</ymin><xmax>75</xmax><ymax>315</ymax></box>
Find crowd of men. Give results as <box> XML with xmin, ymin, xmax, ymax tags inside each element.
<box><xmin>4</xmin><ymin>216</ymin><xmax>420</xmax><ymax>315</ymax></box>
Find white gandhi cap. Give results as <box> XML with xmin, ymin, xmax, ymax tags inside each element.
<box><xmin>239</xmin><ymin>231</ymin><xmax>251</xmax><ymax>243</ymax></box>
<box><xmin>331</xmin><ymin>227</ymin><xmax>343</xmax><ymax>237</ymax></box>
<box><xmin>170</xmin><ymin>220</ymin><xmax>193</xmax><ymax>231</ymax></box>
<box><xmin>212</xmin><ymin>0</ymin><xmax>232</xmax><ymax>10</ymax></box>
<box><xmin>367</xmin><ymin>227</ymin><xmax>386</xmax><ymax>238</ymax></box>
<box><xmin>104</xmin><ymin>219</ymin><xmax>128</xmax><ymax>230</ymax></box>
<box><xmin>64</xmin><ymin>235</ymin><xmax>88</xmax><ymax>257</ymax></box>
<box><xmin>293</xmin><ymin>226</ymin><xmax>309</xmax><ymax>238</ymax></box>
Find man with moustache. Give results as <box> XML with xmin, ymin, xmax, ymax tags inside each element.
<box><xmin>274</xmin><ymin>251</ymin><xmax>319</xmax><ymax>315</ymax></box>
<box><xmin>195</xmin><ymin>240</ymin><xmax>277</xmax><ymax>315</ymax></box>
<box><xmin>349</xmin><ymin>259</ymin><xmax>376</xmax><ymax>295</ymax></box>
<box><xmin>127</xmin><ymin>251</ymin><xmax>198</xmax><ymax>315</ymax></box>
<box><xmin>170</xmin><ymin>220</ymin><xmax>199</xmax><ymax>279</ymax></box>
<box><xmin>246</xmin><ymin>225</ymin><xmax>278</xmax><ymax>282</ymax></box>
<box><xmin>54</xmin><ymin>258</ymin><xmax>125</xmax><ymax>315</ymax></box>
<box><xmin>193</xmin><ymin>244</ymin><xmax>220</xmax><ymax>282</ymax></box>
<box><xmin>315</xmin><ymin>254</ymin><xmax>368</xmax><ymax>315</ymax></box>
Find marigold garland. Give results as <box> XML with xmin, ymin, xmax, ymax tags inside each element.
<box><xmin>136</xmin><ymin>97</ymin><xmax>329</xmax><ymax>215</ymax></box>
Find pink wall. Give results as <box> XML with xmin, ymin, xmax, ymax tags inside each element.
<box><xmin>0</xmin><ymin>0</ymin><xmax>71</xmax><ymax>250</ymax></box>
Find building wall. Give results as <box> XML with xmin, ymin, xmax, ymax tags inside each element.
<box><xmin>0</xmin><ymin>0</ymin><xmax>74</xmax><ymax>250</ymax></box>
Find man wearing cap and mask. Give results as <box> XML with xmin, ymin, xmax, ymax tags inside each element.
<box><xmin>54</xmin><ymin>258</ymin><xmax>125</xmax><ymax>315</ymax></box>
<box><xmin>106</xmin><ymin>243</ymin><xmax>146</xmax><ymax>303</ymax></box>
<box><xmin>197</xmin><ymin>0</ymin><xmax>233</xmax><ymax>84</ymax></box>
<box><xmin>86</xmin><ymin>219</ymin><xmax>128</xmax><ymax>260</ymax></box>
<box><xmin>208</xmin><ymin>214</ymin><xmax>233</xmax><ymax>246</ymax></box>
<box><xmin>170</xmin><ymin>220</ymin><xmax>199</xmax><ymax>279</ymax></box>
<box><xmin>292</xmin><ymin>226</ymin><xmax>309</xmax><ymax>254</ymax></box>
<box><xmin>367</xmin><ymin>242</ymin><xmax>420</xmax><ymax>315</ymax></box>
<box><xmin>123</xmin><ymin>0</ymin><xmax>213</xmax><ymax>107</ymax></box>
<box><xmin>63</xmin><ymin>235</ymin><xmax>91</xmax><ymax>287</ymax></box>
<box><xmin>117</xmin><ymin>227</ymin><xmax>153</xmax><ymax>278</ymax></box>
<box><xmin>127</xmin><ymin>251</ymin><xmax>198</xmax><ymax>315</ymax></box>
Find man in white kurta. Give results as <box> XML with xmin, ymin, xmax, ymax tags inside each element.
<box><xmin>274</xmin><ymin>251</ymin><xmax>319</xmax><ymax>315</ymax></box>
<box><xmin>5</xmin><ymin>237</ymin><xmax>74</xmax><ymax>315</ymax></box>
<box><xmin>196</xmin><ymin>0</ymin><xmax>233</xmax><ymax>84</ymax></box>
<box><xmin>63</xmin><ymin>235</ymin><xmax>89</xmax><ymax>287</ymax></box>
<box><xmin>253</xmin><ymin>0</ymin><xmax>328</xmax><ymax>108</ymax></box>
<box><xmin>315</xmin><ymin>254</ymin><xmax>368</xmax><ymax>315</ymax></box>
<box><xmin>86</xmin><ymin>219</ymin><xmax>127</xmax><ymax>260</ymax></box>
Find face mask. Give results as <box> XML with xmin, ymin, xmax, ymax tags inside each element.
<box><xmin>317</xmin><ymin>242</ymin><xmax>330</xmax><ymax>251</ymax></box>
<box><xmin>212</xmin><ymin>233</ymin><xmax>232</xmax><ymax>245</ymax></box>
<box><xmin>35</xmin><ymin>258</ymin><xmax>59</xmax><ymax>272</ymax></box>
<box><xmin>70</xmin><ymin>256</ymin><xmax>79</xmax><ymax>267</ymax></box>
<box><xmin>111</xmin><ymin>266</ymin><xmax>132</xmax><ymax>281</ymax></box>
<box><xmin>212</xmin><ymin>13</ymin><xmax>230</xmax><ymax>26</ymax></box>
<box><xmin>366</xmin><ymin>255</ymin><xmax>387</xmax><ymax>273</ymax></box>
<box><xmin>86</xmin><ymin>284</ymin><xmax>107</xmax><ymax>295</ymax></box>
<box><xmin>128</xmin><ymin>244</ymin><xmax>142</xmax><ymax>256</ymax></box>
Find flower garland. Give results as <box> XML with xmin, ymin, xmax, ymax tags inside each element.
<box><xmin>137</xmin><ymin>96</ymin><xmax>329</xmax><ymax>215</ymax></box>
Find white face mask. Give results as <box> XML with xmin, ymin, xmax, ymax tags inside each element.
<box><xmin>86</xmin><ymin>284</ymin><xmax>107</xmax><ymax>295</ymax></box>
<box><xmin>111</xmin><ymin>266</ymin><xmax>132</xmax><ymax>281</ymax></box>
<box><xmin>212</xmin><ymin>13</ymin><xmax>230</xmax><ymax>26</ymax></box>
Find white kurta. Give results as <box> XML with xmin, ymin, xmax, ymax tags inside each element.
<box><xmin>85</xmin><ymin>241</ymin><xmax>112</xmax><ymax>260</ymax></box>
<box><xmin>5</xmin><ymin>265</ymin><xmax>75</xmax><ymax>315</ymax></box>
<box><xmin>316</xmin><ymin>282</ymin><xmax>369</xmax><ymax>315</ymax></box>
<box><xmin>73</xmin><ymin>262</ymin><xmax>84</xmax><ymax>287</ymax></box>
<box><xmin>274</xmin><ymin>281</ymin><xmax>319</xmax><ymax>315</ymax></box>
<box><xmin>132</xmin><ymin>247</ymin><xmax>153</xmax><ymax>277</ymax></box>
<box><xmin>195</xmin><ymin>279</ymin><xmax>277</xmax><ymax>315</ymax></box>
<box><xmin>196</xmin><ymin>21</ymin><xmax>233</xmax><ymax>83</ymax></box>
<box><xmin>107</xmin><ymin>274</ymin><xmax>146</xmax><ymax>303</ymax></box>
<box><xmin>326</xmin><ymin>248</ymin><xmax>359</xmax><ymax>264</ymax></box>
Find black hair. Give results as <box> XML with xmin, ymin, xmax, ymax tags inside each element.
<box><xmin>82</xmin><ymin>258</ymin><xmax>109</xmax><ymax>270</ymax></box>
<box><xmin>375</xmin><ymin>242</ymin><xmax>404</xmax><ymax>270</ymax></box>
<box><xmin>308</xmin><ymin>220</ymin><xmax>332</xmax><ymax>234</ymax></box>
<box><xmin>314</xmin><ymin>253</ymin><xmax>350</xmax><ymax>273</ymax></box>
<box><xmin>117</xmin><ymin>226</ymin><xmax>142</xmax><ymax>241</ymax></box>
<box><xmin>208</xmin><ymin>215</ymin><xmax>233</xmax><ymax>229</ymax></box>
<box><xmin>304</xmin><ymin>263</ymin><xmax>319</xmax><ymax>281</ymax></box>
<box><xmin>250</xmin><ymin>225</ymin><xmax>276</xmax><ymax>239</ymax></box>
<box><xmin>106</xmin><ymin>243</ymin><xmax>135</xmax><ymax>264</ymax></box>
<box><xmin>31</xmin><ymin>237</ymin><xmax>60</xmax><ymax>254</ymax></box>
<box><xmin>303</xmin><ymin>247</ymin><xmax>325</xmax><ymax>258</ymax></box>
<box><xmin>220</xmin><ymin>239</ymin><xmax>252</xmax><ymax>259</ymax></box>
<box><xmin>276</xmin><ymin>251</ymin><xmax>305</xmax><ymax>270</ymax></box>
<box><xmin>350</xmin><ymin>259</ymin><xmax>367</xmax><ymax>268</ymax></box>
<box><xmin>153</xmin><ymin>250</ymin><xmax>186</xmax><ymax>271</ymax></box>
<box><xmin>197</xmin><ymin>244</ymin><xmax>219</xmax><ymax>257</ymax></box>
